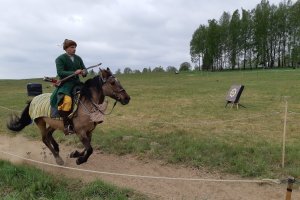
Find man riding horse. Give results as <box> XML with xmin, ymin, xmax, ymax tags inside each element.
<box><xmin>50</xmin><ymin>39</ymin><xmax>87</xmax><ymax>135</ymax></box>
<box><xmin>7</xmin><ymin>39</ymin><xmax>131</xmax><ymax>165</ymax></box>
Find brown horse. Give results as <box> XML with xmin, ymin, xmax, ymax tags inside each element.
<box><xmin>7</xmin><ymin>68</ymin><xmax>130</xmax><ymax>165</ymax></box>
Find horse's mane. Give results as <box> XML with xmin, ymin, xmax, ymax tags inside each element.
<box><xmin>80</xmin><ymin>75</ymin><xmax>103</xmax><ymax>101</ymax></box>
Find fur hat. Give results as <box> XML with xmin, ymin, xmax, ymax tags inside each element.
<box><xmin>63</xmin><ymin>39</ymin><xmax>77</xmax><ymax>50</ymax></box>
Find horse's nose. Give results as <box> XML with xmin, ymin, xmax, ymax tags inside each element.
<box><xmin>124</xmin><ymin>96</ymin><xmax>130</xmax><ymax>104</ymax></box>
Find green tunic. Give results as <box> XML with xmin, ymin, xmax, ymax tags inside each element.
<box><xmin>50</xmin><ymin>53</ymin><xmax>86</xmax><ymax>107</ymax></box>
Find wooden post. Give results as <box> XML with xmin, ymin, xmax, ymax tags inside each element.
<box><xmin>282</xmin><ymin>98</ymin><xmax>288</xmax><ymax>168</ymax></box>
<box><xmin>285</xmin><ymin>177</ymin><xmax>295</xmax><ymax>200</ymax></box>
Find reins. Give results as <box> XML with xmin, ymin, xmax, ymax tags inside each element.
<box><xmin>91</xmin><ymin>100</ymin><xmax>117</xmax><ymax>115</ymax></box>
<box><xmin>79</xmin><ymin>99</ymin><xmax>117</xmax><ymax>116</ymax></box>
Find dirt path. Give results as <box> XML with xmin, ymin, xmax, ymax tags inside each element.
<box><xmin>0</xmin><ymin>134</ymin><xmax>298</xmax><ymax>200</ymax></box>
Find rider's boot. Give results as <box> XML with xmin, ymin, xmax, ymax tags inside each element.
<box><xmin>59</xmin><ymin>111</ymin><xmax>74</xmax><ymax>135</ymax></box>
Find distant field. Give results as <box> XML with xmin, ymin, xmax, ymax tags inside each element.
<box><xmin>1</xmin><ymin>69</ymin><xmax>300</xmax><ymax>178</ymax></box>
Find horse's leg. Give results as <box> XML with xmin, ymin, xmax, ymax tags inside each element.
<box><xmin>46</xmin><ymin>127</ymin><xmax>59</xmax><ymax>153</ymax></box>
<box><xmin>70</xmin><ymin>149</ymin><xmax>85</xmax><ymax>158</ymax></box>
<box><xmin>70</xmin><ymin>131</ymin><xmax>91</xmax><ymax>158</ymax></box>
<box><xmin>36</xmin><ymin>119</ymin><xmax>64</xmax><ymax>165</ymax></box>
<box><xmin>76</xmin><ymin>131</ymin><xmax>93</xmax><ymax>165</ymax></box>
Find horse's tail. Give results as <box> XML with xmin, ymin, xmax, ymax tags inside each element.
<box><xmin>7</xmin><ymin>101</ymin><xmax>32</xmax><ymax>132</ymax></box>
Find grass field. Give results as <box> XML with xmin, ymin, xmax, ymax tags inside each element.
<box><xmin>1</xmin><ymin>69</ymin><xmax>300</xmax><ymax>178</ymax></box>
<box><xmin>0</xmin><ymin>160</ymin><xmax>146</xmax><ymax>200</ymax></box>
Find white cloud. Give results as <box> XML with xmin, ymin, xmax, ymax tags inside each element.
<box><xmin>0</xmin><ymin>0</ymin><xmax>286</xmax><ymax>79</ymax></box>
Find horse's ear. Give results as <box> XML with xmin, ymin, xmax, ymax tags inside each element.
<box><xmin>99</xmin><ymin>68</ymin><xmax>110</xmax><ymax>82</ymax></box>
<box><xmin>106</xmin><ymin>68</ymin><xmax>113</xmax><ymax>76</ymax></box>
<box><xmin>99</xmin><ymin>68</ymin><xmax>103</xmax><ymax>78</ymax></box>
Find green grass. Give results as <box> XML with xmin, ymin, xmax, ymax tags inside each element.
<box><xmin>1</xmin><ymin>69</ymin><xmax>300</xmax><ymax>178</ymax></box>
<box><xmin>0</xmin><ymin>160</ymin><xmax>147</xmax><ymax>200</ymax></box>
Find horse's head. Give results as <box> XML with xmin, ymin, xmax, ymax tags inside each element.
<box><xmin>100</xmin><ymin>68</ymin><xmax>130</xmax><ymax>105</ymax></box>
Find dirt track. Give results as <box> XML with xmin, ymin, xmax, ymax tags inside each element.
<box><xmin>0</xmin><ymin>134</ymin><xmax>298</xmax><ymax>200</ymax></box>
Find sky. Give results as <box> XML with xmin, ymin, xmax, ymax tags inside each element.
<box><xmin>0</xmin><ymin>0</ymin><xmax>285</xmax><ymax>79</ymax></box>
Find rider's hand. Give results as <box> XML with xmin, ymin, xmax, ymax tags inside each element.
<box><xmin>75</xmin><ymin>69</ymin><xmax>82</xmax><ymax>75</ymax></box>
<box><xmin>82</xmin><ymin>69</ymin><xmax>87</xmax><ymax>77</ymax></box>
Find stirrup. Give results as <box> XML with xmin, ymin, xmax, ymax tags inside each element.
<box><xmin>64</xmin><ymin>125</ymin><xmax>74</xmax><ymax>135</ymax></box>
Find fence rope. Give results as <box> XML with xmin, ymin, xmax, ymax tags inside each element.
<box><xmin>0</xmin><ymin>106</ymin><xmax>20</xmax><ymax>113</ymax></box>
<box><xmin>289</xmin><ymin>111</ymin><xmax>300</xmax><ymax>115</ymax></box>
<box><xmin>149</xmin><ymin>111</ymin><xmax>281</xmax><ymax>126</ymax></box>
<box><xmin>0</xmin><ymin>149</ymin><xmax>281</xmax><ymax>184</ymax></box>
<box><xmin>0</xmin><ymin>105</ymin><xmax>281</xmax><ymax>126</ymax></box>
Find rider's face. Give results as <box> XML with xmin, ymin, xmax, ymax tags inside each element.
<box><xmin>65</xmin><ymin>45</ymin><xmax>76</xmax><ymax>55</ymax></box>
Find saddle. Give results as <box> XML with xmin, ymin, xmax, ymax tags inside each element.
<box><xmin>50</xmin><ymin>85</ymin><xmax>81</xmax><ymax>118</ymax></box>
<box><xmin>28</xmin><ymin>93</ymin><xmax>78</xmax><ymax>121</ymax></box>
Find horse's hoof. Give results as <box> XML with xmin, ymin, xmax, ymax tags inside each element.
<box><xmin>76</xmin><ymin>157</ymin><xmax>85</xmax><ymax>165</ymax></box>
<box><xmin>55</xmin><ymin>156</ymin><xmax>64</xmax><ymax>165</ymax></box>
<box><xmin>70</xmin><ymin>150</ymin><xmax>80</xmax><ymax>158</ymax></box>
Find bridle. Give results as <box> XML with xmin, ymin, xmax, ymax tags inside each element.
<box><xmin>79</xmin><ymin>74</ymin><xmax>125</xmax><ymax>116</ymax></box>
<box><xmin>101</xmin><ymin>75</ymin><xmax>126</xmax><ymax>102</ymax></box>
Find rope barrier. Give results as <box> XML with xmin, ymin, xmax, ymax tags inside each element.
<box><xmin>0</xmin><ymin>150</ymin><xmax>281</xmax><ymax>184</ymax></box>
<box><xmin>288</xmin><ymin>111</ymin><xmax>300</xmax><ymax>115</ymax></box>
<box><xmin>149</xmin><ymin>111</ymin><xmax>281</xmax><ymax>126</ymax></box>
<box><xmin>0</xmin><ymin>105</ymin><xmax>282</xmax><ymax>126</ymax></box>
<box><xmin>0</xmin><ymin>106</ymin><xmax>20</xmax><ymax>113</ymax></box>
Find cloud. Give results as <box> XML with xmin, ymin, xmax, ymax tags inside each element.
<box><xmin>0</xmin><ymin>0</ymin><xmax>285</xmax><ymax>79</ymax></box>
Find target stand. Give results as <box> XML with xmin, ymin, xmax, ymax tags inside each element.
<box><xmin>225</xmin><ymin>85</ymin><xmax>245</xmax><ymax>109</ymax></box>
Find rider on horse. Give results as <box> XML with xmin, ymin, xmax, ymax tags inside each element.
<box><xmin>50</xmin><ymin>39</ymin><xmax>87</xmax><ymax>135</ymax></box>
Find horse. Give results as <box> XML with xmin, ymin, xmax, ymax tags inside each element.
<box><xmin>7</xmin><ymin>68</ymin><xmax>130</xmax><ymax>165</ymax></box>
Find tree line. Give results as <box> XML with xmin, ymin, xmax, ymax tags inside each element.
<box><xmin>101</xmin><ymin>62</ymin><xmax>193</xmax><ymax>75</ymax></box>
<box><xmin>190</xmin><ymin>0</ymin><xmax>300</xmax><ymax>71</ymax></box>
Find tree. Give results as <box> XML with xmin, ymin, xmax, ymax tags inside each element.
<box><xmin>123</xmin><ymin>67</ymin><xmax>132</xmax><ymax>74</ymax></box>
<box><xmin>291</xmin><ymin>46</ymin><xmax>300</xmax><ymax>68</ymax></box>
<box><xmin>142</xmin><ymin>68</ymin><xmax>149</xmax><ymax>73</ymax></box>
<box><xmin>166</xmin><ymin>66</ymin><xmax>177</xmax><ymax>73</ymax></box>
<box><xmin>189</xmin><ymin>0</ymin><xmax>300</xmax><ymax>70</ymax></box>
<box><xmin>89</xmin><ymin>69</ymin><xmax>95</xmax><ymax>76</ymax></box>
<box><xmin>115</xmin><ymin>68</ymin><xmax>121</xmax><ymax>75</ymax></box>
<box><xmin>288</xmin><ymin>0</ymin><xmax>300</xmax><ymax>68</ymax></box>
<box><xmin>190</xmin><ymin>25</ymin><xmax>207</xmax><ymax>70</ymax></box>
<box><xmin>133</xmin><ymin>69</ymin><xmax>141</xmax><ymax>74</ymax></box>
<box><xmin>219</xmin><ymin>12</ymin><xmax>231</xmax><ymax>70</ymax></box>
<box><xmin>253</xmin><ymin>0</ymin><xmax>271</xmax><ymax>68</ymax></box>
<box><xmin>240</xmin><ymin>9</ymin><xmax>252</xmax><ymax>69</ymax></box>
<box><xmin>206</xmin><ymin>19</ymin><xmax>221</xmax><ymax>71</ymax></box>
<box><xmin>229</xmin><ymin>9</ymin><xmax>241</xmax><ymax>69</ymax></box>
<box><xmin>179</xmin><ymin>62</ymin><xmax>191</xmax><ymax>71</ymax></box>
<box><xmin>152</xmin><ymin>66</ymin><xmax>165</xmax><ymax>72</ymax></box>
<box><xmin>193</xmin><ymin>65</ymin><xmax>200</xmax><ymax>71</ymax></box>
